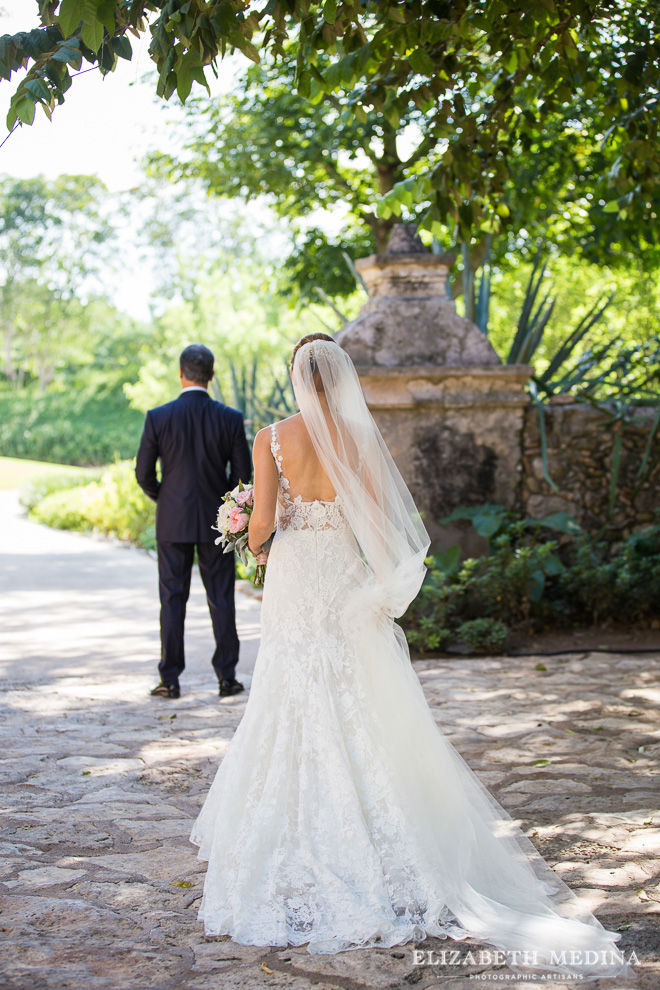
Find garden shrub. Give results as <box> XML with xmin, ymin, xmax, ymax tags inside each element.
<box><xmin>456</xmin><ymin>618</ymin><xmax>509</xmax><ymax>653</ymax></box>
<box><xmin>20</xmin><ymin>468</ymin><xmax>102</xmax><ymax>512</ymax></box>
<box><xmin>401</xmin><ymin>507</ymin><xmax>660</xmax><ymax>655</ymax></box>
<box><xmin>559</xmin><ymin>525</ymin><xmax>660</xmax><ymax>625</ymax></box>
<box><xmin>31</xmin><ymin>461</ymin><xmax>156</xmax><ymax>549</ymax></box>
<box><xmin>31</xmin><ymin>487</ymin><xmax>93</xmax><ymax>533</ymax></box>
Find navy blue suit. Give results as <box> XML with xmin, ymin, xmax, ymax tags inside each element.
<box><xmin>135</xmin><ymin>389</ymin><xmax>252</xmax><ymax>686</ymax></box>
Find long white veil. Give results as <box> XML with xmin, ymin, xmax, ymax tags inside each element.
<box><xmin>291</xmin><ymin>338</ymin><xmax>634</xmax><ymax>982</ymax></box>
<box><xmin>291</xmin><ymin>338</ymin><xmax>430</xmax><ymax>619</ymax></box>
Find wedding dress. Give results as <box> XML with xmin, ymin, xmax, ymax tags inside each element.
<box><xmin>190</xmin><ymin>340</ymin><xmax>635</xmax><ymax>983</ymax></box>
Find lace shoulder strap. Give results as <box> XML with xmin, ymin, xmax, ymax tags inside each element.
<box><xmin>269</xmin><ymin>424</ymin><xmax>290</xmax><ymax>492</ymax></box>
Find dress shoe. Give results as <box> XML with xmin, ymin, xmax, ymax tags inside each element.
<box><xmin>219</xmin><ymin>677</ymin><xmax>244</xmax><ymax>698</ymax></box>
<box><xmin>150</xmin><ymin>681</ymin><xmax>180</xmax><ymax>699</ymax></box>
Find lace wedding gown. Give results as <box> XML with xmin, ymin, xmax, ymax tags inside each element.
<box><xmin>190</xmin><ymin>421</ymin><xmax>634</xmax><ymax>983</ymax></box>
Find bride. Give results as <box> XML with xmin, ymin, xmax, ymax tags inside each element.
<box><xmin>190</xmin><ymin>333</ymin><xmax>635</xmax><ymax>982</ymax></box>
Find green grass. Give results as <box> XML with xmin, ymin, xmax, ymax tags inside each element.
<box><xmin>0</xmin><ymin>456</ymin><xmax>94</xmax><ymax>489</ymax></box>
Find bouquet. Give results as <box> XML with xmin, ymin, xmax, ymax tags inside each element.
<box><xmin>213</xmin><ymin>481</ymin><xmax>267</xmax><ymax>586</ymax></box>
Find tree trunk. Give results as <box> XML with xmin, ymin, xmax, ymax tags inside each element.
<box><xmin>374</xmin><ymin>217</ymin><xmax>395</xmax><ymax>253</ymax></box>
<box><xmin>1</xmin><ymin>287</ymin><xmax>16</xmax><ymax>381</ymax></box>
<box><xmin>374</xmin><ymin>129</ymin><xmax>401</xmax><ymax>253</ymax></box>
<box><xmin>3</xmin><ymin>324</ymin><xmax>14</xmax><ymax>381</ymax></box>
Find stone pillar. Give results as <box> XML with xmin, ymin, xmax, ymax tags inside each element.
<box><xmin>337</xmin><ymin>225</ymin><xmax>531</xmax><ymax>553</ymax></box>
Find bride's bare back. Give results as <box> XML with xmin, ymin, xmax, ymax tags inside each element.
<box><xmin>248</xmin><ymin>411</ymin><xmax>336</xmax><ymax>552</ymax></box>
<box><xmin>273</xmin><ymin>413</ymin><xmax>336</xmax><ymax>502</ymax></box>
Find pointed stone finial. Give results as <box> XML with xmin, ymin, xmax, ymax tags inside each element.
<box><xmin>386</xmin><ymin>223</ymin><xmax>427</xmax><ymax>254</ymax></box>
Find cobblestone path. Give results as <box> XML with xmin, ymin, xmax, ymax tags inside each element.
<box><xmin>1</xmin><ymin>492</ymin><xmax>658</xmax><ymax>989</ymax></box>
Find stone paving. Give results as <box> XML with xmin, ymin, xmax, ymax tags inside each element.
<box><xmin>0</xmin><ymin>490</ymin><xmax>658</xmax><ymax>990</ymax></box>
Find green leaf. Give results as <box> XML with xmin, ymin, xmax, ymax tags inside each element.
<box><xmin>16</xmin><ymin>98</ymin><xmax>36</xmax><ymax>125</ymax></box>
<box><xmin>176</xmin><ymin>65</ymin><xmax>193</xmax><ymax>104</ymax></box>
<box><xmin>542</xmin><ymin>554</ymin><xmax>564</xmax><ymax>576</ymax></box>
<box><xmin>408</xmin><ymin>48</ymin><xmax>434</xmax><ymax>75</ymax></box>
<box><xmin>529</xmin><ymin>569</ymin><xmax>546</xmax><ymax>603</ymax></box>
<box><xmin>323</xmin><ymin>0</ymin><xmax>337</xmax><ymax>24</ymax></box>
<box><xmin>24</xmin><ymin>77</ymin><xmax>51</xmax><ymax>103</ymax></box>
<box><xmin>528</xmin><ymin>512</ymin><xmax>582</xmax><ymax>535</ymax></box>
<box><xmin>81</xmin><ymin>17</ymin><xmax>104</xmax><ymax>52</ymax></box>
<box><xmin>58</xmin><ymin>0</ymin><xmax>83</xmax><ymax>38</ymax></box>
<box><xmin>189</xmin><ymin>64</ymin><xmax>210</xmax><ymax>95</ymax></box>
<box><xmin>472</xmin><ymin>515</ymin><xmax>500</xmax><ymax>538</ymax></box>
<box><xmin>434</xmin><ymin>544</ymin><xmax>461</xmax><ymax>574</ymax></box>
<box><xmin>384</xmin><ymin>104</ymin><xmax>400</xmax><ymax>130</ymax></box>
<box><xmin>51</xmin><ymin>39</ymin><xmax>82</xmax><ymax>64</ymax></box>
<box><xmin>603</xmin><ymin>200</ymin><xmax>621</xmax><ymax>213</ymax></box>
<box><xmin>387</xmin><ymin>6</ymin><xmax>407</xmax><ymax>22</ymax></box>
<box><xmin>170</xmin><ymin>879</ymin><xmax>194</xmax><ymax>888</ymax></box>
<box><xmin>239</xmin><ymin>40</ymin><xmax>260</xmax><ymax>64</ymax></box>
<box><xmin>532</xmin><ymin>759</ymin><xmax>551</xmax><ymax>766</ymax></box>
<box><xmin>112</xmin><ymin>36</ymin><xmax>132</xmax><ymax>60</ymax></box>
<box><xmin>96</xmin><ymin>0</ymin><xmax>116</xmax><ymax>35</ymax></box>
<box><xmin>440</xmin><ymin>505</ymin><xmax>507</xmax><ymax>532</ymax></box>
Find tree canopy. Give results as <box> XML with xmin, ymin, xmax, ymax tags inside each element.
<box><xmin>147</xmin><ymin>40</ymin><xmax>660</xmax><ymax>305</ymax></box>
<box><xmin>0</xmin><ymin>174</ymin><xmax>115</xmax><ymax>387</ymax></box>
<box><xmin>3</xmin><ymin>2</ymin><xmax>659</xmax><ymax>237</ymax></box>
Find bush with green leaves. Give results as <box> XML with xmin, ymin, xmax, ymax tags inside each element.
<box><xmin>559</xmin><ymin>525</ymin><xmax>660</xmax><ymax>626</ymax></box>
<box><xmin>456</xmin><ymin>619</ymin><xmax>509</xmax><ymax>653</ymax></box>
<box><xmin>20</xmin><ymin>468</ymin><xmax>102</xmax><ymax>513</ymax></box>
<box><xmin>31</xmin><ymin>460</ymin><xmax>156</xmax><ymax>549</ymax></box>
<box><xmin>402</xmin><ymin>505</ymin><xmax>660</xmax><ymax>655</ymax></box>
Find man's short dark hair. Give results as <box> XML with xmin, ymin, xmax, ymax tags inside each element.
<box><xmin>180</xmin><ymin>344</ymin><xmax>214</xmax><ymax>385</ymax></box>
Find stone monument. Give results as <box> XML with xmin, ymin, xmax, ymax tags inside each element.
<box><xmin>337</xmin><ymin>225</ymin><xmax>532</xmax><ymax>552</ymax></box>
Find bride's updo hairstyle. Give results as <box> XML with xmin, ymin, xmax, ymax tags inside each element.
<box><xmin>290</xmin><ymin>333</ymin><xmax>337</xmax><ymax>392</ymax></box>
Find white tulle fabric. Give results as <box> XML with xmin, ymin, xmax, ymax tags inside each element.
<box><xmin>190</xmin><ymin>341</ymin><xmax>634</xmax><ymax>982</ymax></box>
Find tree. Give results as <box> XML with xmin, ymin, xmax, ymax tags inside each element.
<box><xmin>0</xmin><ymin>175</ymin><xmax>114</xmax><ymax>385</ymax></box>
<box><xmin>2</xmin><ymin>2</ymin><xmax>659</xmax><ymax>239</ymax></box>
<box><xmin>146</xmin><ymin>52</ymin><xmax>437</xmax><ymax>298</ymax></box>
<box><xmin>148</xmin><ymin>49</ymin><xmax>660</xmax><ymax>304</ymax></box>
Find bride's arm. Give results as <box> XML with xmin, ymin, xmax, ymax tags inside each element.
<box><xmin>248</xmin><ymin>427</ymin><xmax>278</xmax><ymax>556</ymax></box>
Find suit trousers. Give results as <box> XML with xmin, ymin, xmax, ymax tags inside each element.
<box><xmin>157</xmin><ymin>541</ymin><xmax>239</xmax><ymax>685</ymax></box>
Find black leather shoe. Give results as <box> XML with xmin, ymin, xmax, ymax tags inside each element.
<box><xmin>150</xmin><ymin>681</ymin><xmax>180</xmax><ymax>699</ymax></box>
<box><xmin>219</xmin><ymin>677</ymin><xmax>244</xmax><ymax>698</ymax></box>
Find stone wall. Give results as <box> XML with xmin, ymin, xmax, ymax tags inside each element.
<box><xmin>356</xmin><ymin>366</ymin><xmax>530</xmax><ymax>555</ymax></box>
<box><xmin>520</xmin><ymin>398</ymin><xmax>660</xmax><ymax>533</ymax></box>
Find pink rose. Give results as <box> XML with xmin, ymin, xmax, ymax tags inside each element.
<box><xmin>228</xmin><ymin>508</ymin><xmax>249</xmax><ymax>534</ymax></box>
<box><xmin>236</xmin><ymin>488</ymin><xmax>254</xmax><ymax>507</ymax></box>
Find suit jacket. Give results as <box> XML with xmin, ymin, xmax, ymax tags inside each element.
<box><xmin>135</xmin><ymin>389</ymin><xmax>252</xmax><ymax>543</ymax></box>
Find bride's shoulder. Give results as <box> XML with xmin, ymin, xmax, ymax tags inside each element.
<box><xmin>253</xmin><ymin>414</ymin><xmax>302</xmax><ymax>448</ymax></box>
<box><xmin>263</xmin><ymin>414</ymin><xmax>302</xmax><ymax>436</ymax></box>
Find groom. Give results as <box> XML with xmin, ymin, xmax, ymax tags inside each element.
<box><xmin>135</xmin><ymin>344</ymin><xmax>252</xmax><ymax>699</ymax></box>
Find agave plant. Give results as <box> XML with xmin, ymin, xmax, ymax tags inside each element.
<box><xmin>505</xmin><ymin>249</ymin><xmax>556</xmax><ymax>364</ymax></box>
<box><xmin>211</xmin><ymin>357</ymin><xmax>296</xmax><ymax>443</ymax></box>
<box><xmin>465</xmin><ymin>242</ymin><xmax>659</xmax><ymax>512</ymax></box>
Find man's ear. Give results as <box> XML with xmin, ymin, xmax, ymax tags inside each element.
<box><xmin>209</xmin><ymin>370</ymin><xmax>215</xmax><ymax>382</ymax></box>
